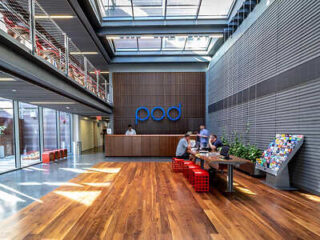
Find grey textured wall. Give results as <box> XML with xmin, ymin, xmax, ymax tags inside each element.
<box><xmin>206</xmin><ymin>0</ymin><xmax>320</xmax><ymax>194</ymax></box>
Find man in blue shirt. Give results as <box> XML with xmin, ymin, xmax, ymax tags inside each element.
<box><xmin>176</xmin><ymin>133</ymin><xmax>191</xmax><ymax>159</ymax></box>
<box><xmin>198</xmin><ymin>125</ymin><xmax>209</xmax><ymax>148</ymax></box>
<box><xmin>209</xmin><ymin>134</ymin><xmax>223</xmax><ymax>151</ymax></box>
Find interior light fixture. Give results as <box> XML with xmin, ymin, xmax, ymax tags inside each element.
<box><xmin>70</xmin><ymin>52</ymin><xmax>98</xmax><ymax>55</ymax></box>
<box><xmin>34</xmin><ymin>15</ymin><xmax>75</xmax><ymax>19</ymax></box>
<box><xmin>89</xmin><ymin>71</ymin><xmax>109</xmax><ymax>74</ymax></box>
<box><xmin>0</xmin><ymin>78</ymin><xmax>15</xmax><ymax>81</ymax></box>
<box><xmin>29</xmin><ymin>102</ymin><xmax>76</xmax><ymax>105</ymax></box>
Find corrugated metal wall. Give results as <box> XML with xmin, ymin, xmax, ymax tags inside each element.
<box><xmin>207</xmin><ymin>0</ymin><xmax>320</xmax><ymax>194</ymax></box>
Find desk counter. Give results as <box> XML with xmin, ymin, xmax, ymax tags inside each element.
<box><xmin>105</xmin><ymin>134</ymin><xmax>193</xmax><ymax>157</ymax></box>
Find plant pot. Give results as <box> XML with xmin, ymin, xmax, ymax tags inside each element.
<box><xmin>236</xmin><ymin>161</ymin><xmax>265</xmax><ymax>177</ymax></box>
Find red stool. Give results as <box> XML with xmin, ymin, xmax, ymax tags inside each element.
<box><xmin>187</xmin><ymin>165</ymin><xmax>201</xmax><ymax>184</ymax></box>
<box><xmin>42</xmin><ymin>152</ymin><xmax>54</xmax><ymax>163</ymax></box>
<box><xmin>192</xmin><ymin>169</ymin><xmax>209</xmax><ymax>192</ymax></box>
<box><xmin>58</xmin><ymin>149</ymin><xmax>65</xmax><ymax>158</ymax></box>
<box><xmin>63</xmin><ymin>149</ymin><xmax>68</xmax><ymax>158</ymax></box>
<box><xmin>182</xmin><ymin>161</ymin><xmax>194</xmax><ymax>178</ymax></box>
<box><xmin>172</xmin><ymin>158</ymin><xmax>184</xmax><ymax>172</ymax></box>
<box><xmin>50</xmin><ymin>150</ymin><xmax>59</xmax><ymax>161</ymax></box>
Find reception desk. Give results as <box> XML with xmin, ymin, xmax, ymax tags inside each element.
<box><xmin>105</xmin><ymin>135</ymin><xmax>193</xmax><ymax>157</ymax></box>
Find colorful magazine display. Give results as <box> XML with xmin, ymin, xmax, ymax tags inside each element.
<box><xmin>256</xmin><ymin>134</ymin><xmax>304</xmax><ymax>175</ymax></box>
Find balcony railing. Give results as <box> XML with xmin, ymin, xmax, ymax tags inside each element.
<box><xmin>0</xmin><ymin>0</ymin><xmax>113</xmax><ymax>105</ymax></box>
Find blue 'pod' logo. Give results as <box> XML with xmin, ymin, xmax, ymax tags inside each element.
<box><xmin>135</xmin><ymin>104</ymin><xmax>181</xmax><ymax>124</ymax></box>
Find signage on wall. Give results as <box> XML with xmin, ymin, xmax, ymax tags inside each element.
<box><xmin>135</xmin><ymin>104</ymin><xmax>181</xmax><ymax>124</ymax></box>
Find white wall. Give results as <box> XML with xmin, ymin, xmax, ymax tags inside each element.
<box><xmin>80</xmin><ymin>118</ymin><xmax>105</xmax><ymax>151</ymax></box>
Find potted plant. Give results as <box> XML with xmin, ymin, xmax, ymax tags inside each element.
<box><xmin>220</xmin><ymin>131</ymin><xmax>264</xmax><ymax>177</ymax></box>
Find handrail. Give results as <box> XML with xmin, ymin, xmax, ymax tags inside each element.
<box><xmin>0</xmin><ymin>0</ymin><xmax>113</xmax><ymax>105</ymax></box>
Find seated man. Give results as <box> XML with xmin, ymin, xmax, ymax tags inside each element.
<box><xmin>125</xmin><ymin>124</ymin><xmax>136</xmax><ymax>136</ymax></box>
<box><xmin>208</xmin><ymin>134</ymin><xmax>223</xmax><ymax>151</ymax></box>
<box><xmin>176</xmin><ymin>133</ymin><xmax>191</xmax><ymax>160</ymax></box>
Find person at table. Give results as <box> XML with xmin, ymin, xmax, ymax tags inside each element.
<box><xmin>125</xmin><ymin>124</ymin><xmax>136</xmax><ymax>136</ymax></box>
<box><xmin>176</xmin><ymin>133</ymin><xmax>192</xmax><ymax>160</ymax></box>
<box><xmin>198</xmin><ymin>124</ymin><xmax>209</xmax><ymax>148</ymax></box>
<box><xmin>209</xmin><ymin>134</ymin><xmax>223</xmax><ymax>151</ymax></box>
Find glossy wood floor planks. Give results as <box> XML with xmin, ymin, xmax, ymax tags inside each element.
<box><xmin>0</xmin><ymin>161</ymin><xmax>320</xmax><ymax>240</ymax></box>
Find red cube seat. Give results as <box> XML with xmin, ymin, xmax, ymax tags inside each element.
<box><xmin>172</xmin><ymin>158</ymin><xmax>184</xmax><ymax>172</ymax></box>
<box><xmin>42</xmin><ymin>151</ymin><xmax>54</xmax><ymax>163</ymax></box>
<box><xmin>191</xmin><ymin>169</ymin><xmax>209</xmax><ymax>192</ymax></box>
<box><xmin>187</xmin><ymin>165</ymin><xmax>201</xmax><ymax>183</ymax></box>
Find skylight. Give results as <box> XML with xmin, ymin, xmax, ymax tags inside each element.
<box><xmin>98</xmin><ymin>0</ymin><xmax>235</xmax><ymax>20</ymax></box>
<box><xmin>107</xmin><ymin>35</ymin><xmax>222</xmax><ymax>55</ymax></box>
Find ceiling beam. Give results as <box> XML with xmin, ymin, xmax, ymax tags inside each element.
<box><xmin>66</xmin><ymin>0</ymin><xmax>112</xmax><ymax>63</ymax></box>
<box><xmin>98</xmin><ymin>24</ymin><xmax>226</xmax><ymax>36</ymax></box>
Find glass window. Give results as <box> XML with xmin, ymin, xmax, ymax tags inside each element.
<box><xmin>60</xmin><ymin>112</ymin><xmax>71</xmax><ymax>153</ymax></box>
<box><xmin>19</xmin><ymin>102</ymin><xmax>40</xmax><ymax>167</ymax></box>
<box><xmin>43</xmin><ymin>108</ymin><xmax>57</xmax><ymax>151</ymax></box>
<box><xmin>0</xmin><ymin>98</ymin><xmax>15</xmax><ymax>173</ymax></box>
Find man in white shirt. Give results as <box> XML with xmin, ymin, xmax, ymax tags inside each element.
<box><xmin>125</xmin><ymin>124</ymin><xmax>136</xmax><ymax>136</ymax></box>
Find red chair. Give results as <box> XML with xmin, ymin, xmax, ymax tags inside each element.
<box><xmin>42</xmin><ymin>152</ymin><xmax>54</xmax><ymax>163</ymax></box>
<box><xmin>191</xmin><ymin>169</ymin><xmax>209</xmax><ymax>192</ymax></box>
<box><xmin>172</xmin><ymin>158</ymin><xmax>184</xmax><ymax>172</ymax></box>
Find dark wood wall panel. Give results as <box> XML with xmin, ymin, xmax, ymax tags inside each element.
<box><xmin>113</xmin><ymin>72</ymin><xmax>205</xmax><ymax>134</ymax></box>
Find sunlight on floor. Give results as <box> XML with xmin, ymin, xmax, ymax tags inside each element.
<box><xmin>84</xmin><ymin>168</ymin><xmax>121</xmax><ymax>173</ymax></box>
<box><xmin>298</xmin><ymin>192</ymin><xmax>320</xmax><ymax>203</ymax></box>
<box><xmin>43</xmin><ymin>182</ymin><xmax>83</xmax><ymax>187</ymax></box>
<box><xmin>54</xmin><ymin>191</ymin><xmax>101</xmax><ymax>206</ymax></box>
<box><xmin>236</xmin><ymin>186</ymin><xmax>256</xmax><ymax>195</ymax></box>
<box><xmin>0</xmin><ymin>190</ymin><xmax>25</xmax><ymax>203</ymax></box>
<box><xmin>28</xmin><ymin>167</ymin><xmax>48</xmax><ymax>172</ymax></box>
<box><xmin>83</xmin><ymin>182</ymin><xmax>111</xmax><ymax>187</ymax></box>
<box><xmin>59</xmin><ymin>168</ymin><xmax>98</xmax><ymax>174</ymax></box>
<box><xmin>19</xmin><ymin>182</ymin><xmax>42</xmax><ymax>186</ymax></box>
<box><xmin>0</xmin><ymin>183</ymin><xmax>43</xmax><ymax>203</ymax></box>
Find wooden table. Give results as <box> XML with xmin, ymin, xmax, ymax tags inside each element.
<box><xmin>190</xmin><ymin>151</ymin><xmax>249</xmax><ymax>192</ymax></box>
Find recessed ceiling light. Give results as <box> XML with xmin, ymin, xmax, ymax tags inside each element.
<box><xmin>12</xmin><ymin>89</ymin><xmax>16</xmax><ymax>92</ymax></box>
<box><xmin>66</xmin><ymin>107</ymin><xmax>70</xmax><ymax>109</ymax></box>
<box><xmin>35</xmin><ymin>15</ymin><xmax>75</xmax><ymax>19</ymax></box>
<box><xmin>29</xmin><ymin>102</ymin><xmax>75</xmax><ymax>105</ymax></box>
<box><xmin>70</xmin><ymin>52</ymin><xmax>98</xmax><ymax>55</ymax></box>
<box><xmin>0</xmin><ymin>78</ymin><xmax>15</xmax><ymax>81</ymax></box>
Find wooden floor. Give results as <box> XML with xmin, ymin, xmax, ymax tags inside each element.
<box><xmin>1</xmin><ymin>162</ymin><xmax>320</xmax><ymax>240</ymax></box>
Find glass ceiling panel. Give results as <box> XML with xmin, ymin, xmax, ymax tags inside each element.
<box><xmin>99</xmin><ymin>0</ymin><xmax>234</xmax><ymax>20</ymax></box>
<box><xmin>198</xmin><ymin>0</ymin><xmax>234</xmax><ymax>18</ymax></box>
<box><xmin>133</xmin><ymin>7</ymin><xmax>163</xmax><ymax>18</ymax></box>
<box><xmin>113</xmin><ymin>38</ymin><xmax>137</xmax><ymax>51</ymax></box>
<box><xmin>166</xmin><ymin>6</ymin><xmax>198</xmax><ymax>19</ymax></box>
<box><xmin>109</xmin><ymin>35</ymin><xmax>222</xmax><ymax>54</ymax></box>
<box><xmin>138</xmin><ymin>37</ymin><xmax>161</xmax><ymax>50</ymax></box>
<box><xmin>163</xmin><ymin>37</ymin><xmax>186</xmax><ymax>50</ymax></box>
<box><xmin>133</xmin><ymin>0</ymin><xmax>162</xmax><ymax>6</ymax></box>
<box><xmin>185</xmin><ymin>36</ymin><xmax>210</xmax><ymax>50</ymax></box>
